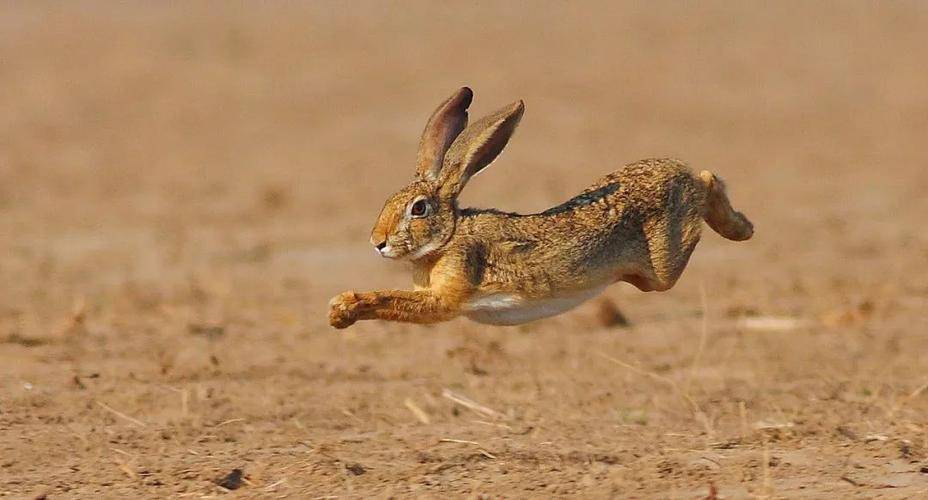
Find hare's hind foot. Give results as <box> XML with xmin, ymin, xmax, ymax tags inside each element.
<box><xmin>699</xmin><ymin>171</ymin><xmax>754</xmax><ymax>241</ymax></box>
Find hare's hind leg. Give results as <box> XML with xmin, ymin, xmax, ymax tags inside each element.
<box><xmin>630</xmin><ymin>213</ymin><xmax>702</xmax><ymax>292</ymax></box>
<box><xmin>638</xmin><ymin>195</ymin><xmax>704</xmax><ymax>292</ymax></box>
<box><xmin>699</xmin><ymin>171</ymin><xmax>753</xmax><ymax>241</ymax></box>
<box><xmin>618</xmin><ymin>215</ymin><xmax>701</xmax><ymax>292</ymax></box>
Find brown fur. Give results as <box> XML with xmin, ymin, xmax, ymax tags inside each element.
<box><xmin>329</xmin><ymin>88</ymin><xmax>753</xmax><ymax>328</ymax></box>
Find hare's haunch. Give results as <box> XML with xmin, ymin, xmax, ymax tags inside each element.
<box><xmin>329</xmin><ymin>88</ymin><xmax>753</xmax><ymax>329</ymax></box>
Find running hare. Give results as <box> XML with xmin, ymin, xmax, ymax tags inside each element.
<box><xmin>329</xmin><ymin>88</ymin><xmax>752</xmax><ymax>328</ymax></box>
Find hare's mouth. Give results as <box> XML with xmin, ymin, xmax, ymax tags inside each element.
<box><xmin>377</xmin><ymin>244</ymin><xmax>403</xmax><ymax>259</ymax></box>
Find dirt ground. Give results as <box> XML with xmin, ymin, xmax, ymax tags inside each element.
<box><xmin>2</xmin><ymin>2</ymin><xmax>928</xmax><ymax>498</ymax></box>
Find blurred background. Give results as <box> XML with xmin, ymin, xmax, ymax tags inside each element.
<box><xmin>2</xmin><ymin>1</ymin><xmax>927</xmax><ymax>497</ymax></box>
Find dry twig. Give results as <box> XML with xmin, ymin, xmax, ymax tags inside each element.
<box><xmin>96</xmin><ymin>401</ymin><xmax>146</xmax><ymax>427</ymax></box>
<box><xmin>441</xmin><ymin>388</ymin><xmax>505</xmax><ymax>419</ymax></box>
<box><xmin>404</xmin><ymin>398</ymin><xmax>431</xmax><ymax>424</ymax></box>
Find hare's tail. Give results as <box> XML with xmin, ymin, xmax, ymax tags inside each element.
<box><xmin>698</xmin><ymin>170</ymin><xmax>754</xmax><ymax>241</ymax></box>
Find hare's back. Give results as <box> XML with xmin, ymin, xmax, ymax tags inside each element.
<box><xmin>595</xmin><ymin>158</ymin><xmax>699</xmax><ymax>206</ymax></box>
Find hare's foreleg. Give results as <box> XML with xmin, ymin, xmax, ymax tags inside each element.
<box><xmin>328</xmin><ymin>290</ymin><xmax>460</xmax><ymax>329</ymax></box>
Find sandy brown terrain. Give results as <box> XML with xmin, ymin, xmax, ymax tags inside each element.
<box><xmin>2</xmin><ymin>2</ymin><xmax>928</xmax><ymax>498</ymax></box>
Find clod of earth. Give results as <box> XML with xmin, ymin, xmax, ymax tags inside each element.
<box><xmin>346</xmin><ymin>463</ymin><xmax>366</xmax><ymax>475</ymax></box>
<box><xmin>188</xmin><ymin>323</ymin><xmax>225</xmax><ymax>340</ymax></box>
<box><xmin>2</xmin><ymin>333</ymin><xmax>47</xmax><ymax>347</ymax></box>
<box><xmin>594</xmin><ymin>298</ymin><xmax>630</xmax><ymax>328</ymax></box>
<box><xmin>216</xmin><ymin>468</ymin><xmax>244</xmax><ymax>490</ymax></box>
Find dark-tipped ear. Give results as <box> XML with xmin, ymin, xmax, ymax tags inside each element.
<box><xmin>415</xmin><ymin>87</ymin><xmax>473</xmax><ymax>181</ymax></box>
<box><xmin>439</xmin><ymin>99</ymin><xmax>524</xmax><ymax>197</ymax></box>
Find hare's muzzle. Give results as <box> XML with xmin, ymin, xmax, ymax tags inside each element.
<box><xmin>371</xmin><ymin>237</ymin><xmax>397</xmax><ymax>258</ymax></box>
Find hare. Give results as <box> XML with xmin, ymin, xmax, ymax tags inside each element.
<box><xmin>329</xmin><ymin>88</ymin><xmax>753</xmax><ymax>329</ymax></box>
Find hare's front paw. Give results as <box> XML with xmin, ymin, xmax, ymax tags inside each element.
<box><xmin>329</xmin><ymin>291</ymin><xmax>361</xmax><ymax>329</ymax></box>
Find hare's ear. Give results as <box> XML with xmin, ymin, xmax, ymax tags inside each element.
<box><xmin>439</xmin><ymin>100</ymin><xmax>524</xmax><ymax>197</ymax></box>
<box><xmin>415</xmin><ymin>87</ymin><xmax>473</xmax><ymax>181</ymax></box>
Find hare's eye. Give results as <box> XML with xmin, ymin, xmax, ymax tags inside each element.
<box><xmin>410</xmin><ymin>199</ymin><xmax>429</xmax><ymax>217</ymax></box>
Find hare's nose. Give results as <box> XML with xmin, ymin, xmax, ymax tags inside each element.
<box><xmin>373</xmin><ymin>240</ymin><xmax>387</xmax><ymax>251</ymax></box>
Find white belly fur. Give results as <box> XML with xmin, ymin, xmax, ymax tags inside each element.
<box><xmin>463</xmin><ymin>286</ymin><xmax>607</xmax><ymax>326</ymax></box>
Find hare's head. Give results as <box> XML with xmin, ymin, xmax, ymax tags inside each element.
<box><xmin>370</xmin><ymin>87</ymin><xmax>524</xmax><ymax>260</ymax></box>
